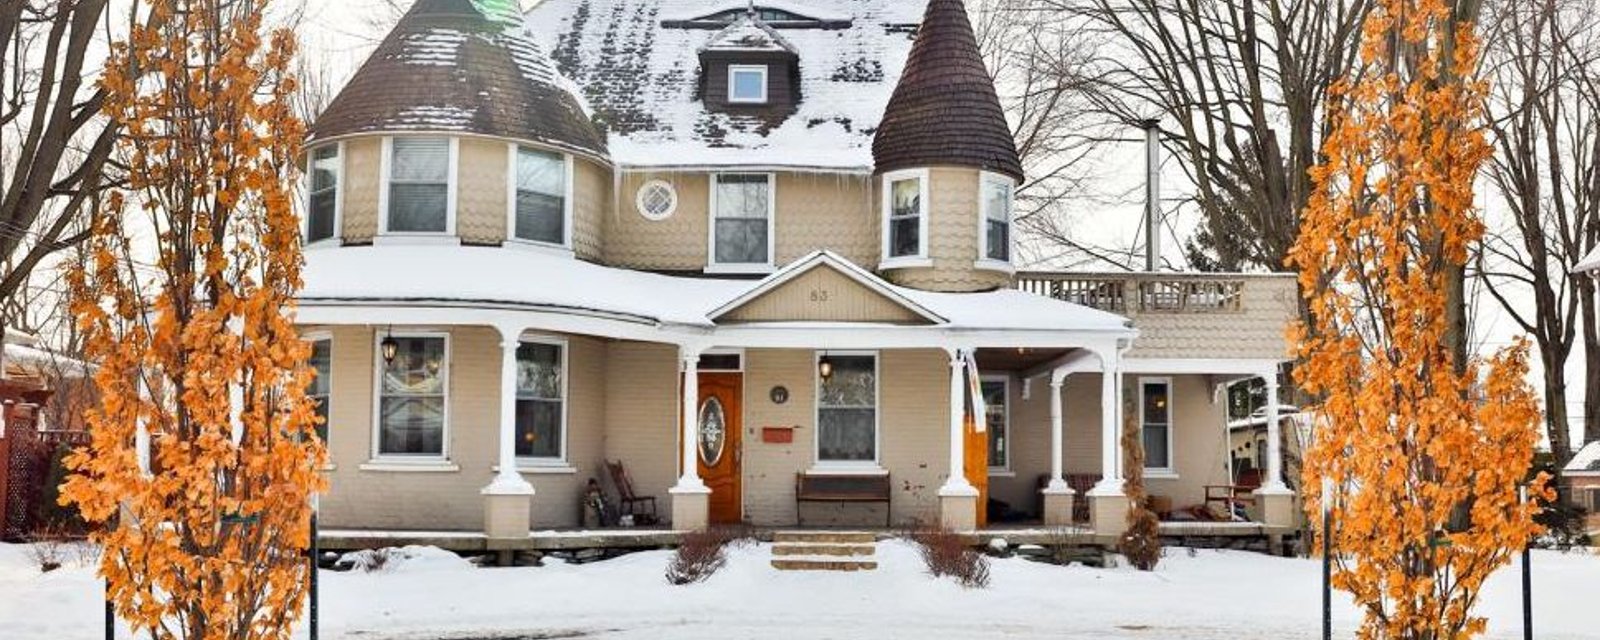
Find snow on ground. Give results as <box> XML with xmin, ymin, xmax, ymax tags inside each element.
<box><xmin>2</xmin><ymin>540</ymin><xmax>1596</xmax><ymax>640</ymax></box>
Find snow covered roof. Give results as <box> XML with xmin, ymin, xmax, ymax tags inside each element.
<box><xmin>3</xmin><ymin>343</ymin><xmax>92</xmax><ymax>380</ymax></box>
<box><xmin>310</xmin><ymin>0</ymin><xmax>606</xmax><ymax>158</ymax></box>
<box><xmin>701</xmin><ymin>15</ymin><xmax>798</xmax><ymax>54</ymax></box>
<box><xmin>1573</xmin><ymin>244</ymin><xmax>1600</xmax><ymax>273</ymax></box>
<box><xmin>1567</xmin><ymin>441</ymin><xmax>1600</xmax><ymax>476</ymax></box>
<box><xmin>525</xmin><ymin>0</ymin><xmax>923</xmax><ymax>171</ymax></box>
<box><xmin>298</xmin><ymin>246</ymin><xmax>1133</xmax><ymax>336</ymax></box>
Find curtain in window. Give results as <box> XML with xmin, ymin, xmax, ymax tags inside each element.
<box><xmin>983</xmin><ymin>179</ymin><xmax>1012</xmax><ymax>261</ymax></box>
<box><xmin>308</xmin><ymin>146</ymin><xmax>339</xmax><ymax>242</ymax></box>
<box><xmin>889</xmin><ymin>178</ymin><xmax>921</xmax><ymax>257</ymax></box>
<box><xmin>515</xmin><ymin>148</ymin><xmax>566</xmax><ymax>244</ymax></box>
<box><xmin>515</xmin><ymin>342</ymin><xmax>563</xmax><ymax>458</ymax></box>
<box><xmin>818</xmin><ymin>355</ymin><xmax>875</xmax><ymax>461</ymax></box>
<box><xmin>714</xmin><ymin>174</ymin><xmax>770</xmax><ymax>264</ymax></box>
<box><xmin>388</xmin><ymin>138</ymin><xmax>450</xmax><ymax>233</ymax></box>
<box><xmin>378</xmin><ymin>337</ymin><xmax>446</xmax><ymax>455</ymax></box>
<box><xmin>1141</xmin><ymin>381</ymin><xmax>1170</xmax><ymax>469</ymax></box>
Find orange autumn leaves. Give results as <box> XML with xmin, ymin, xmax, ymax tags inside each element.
<box><xmin>1288</xmin><ymin>0</ymin><xmax>1549</xmax><ymax>639</ymax></box>
<box><xmin>60</xmin><ymin>2</ymin><xmax>323</xmax><ymax>640</ymax></box>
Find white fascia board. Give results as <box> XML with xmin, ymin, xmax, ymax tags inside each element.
<box><xmin>1119</xmin><ymin>357</ymin><xmax>1287</xmax><ymax>375</ymax></box>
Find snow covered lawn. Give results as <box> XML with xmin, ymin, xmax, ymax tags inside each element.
<box><xmin>2</xmin><ymin>540</ymin><xmax>1595</xmax><ymax>639</ymax></box>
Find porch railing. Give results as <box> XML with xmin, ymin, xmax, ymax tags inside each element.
<box><xmin>1015</xmin><ymin>272</ymin><xmax>1252</xmax><ymax>314</ymax></box>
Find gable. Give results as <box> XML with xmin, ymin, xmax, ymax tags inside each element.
<box><xmin>716</xmin><ymin>264</ymin><xmax>935</xmax><ymax>325</ymax></box>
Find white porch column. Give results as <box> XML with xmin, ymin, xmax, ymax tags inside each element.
<box><xmin>670</xmin><ymin>345</ymin><xmax>710</xmax><ymax>529</ymax></box>
<box><xmin>1087</xmin><ymin>348</ymin><xmax>1129</xmax><ymax>537</ymax></box>
<box><xmin>1040</xmin><ymin>369</ymin><xmax>1075</xmax><ymax>526</ymax></box>
<box><xmin>1253</xmin><ymin>367</ymin><xmax>1295</xmax><ymax>528</ymax></box>
<box><xmin>483</xmin><ymin>329</ymin><xmax>534</xmax><ymax>541</ymax></box>
<box><xmin>938</xmin><ymin>347</ymin><xmax>979</xmax><ymax>530</ymax></box>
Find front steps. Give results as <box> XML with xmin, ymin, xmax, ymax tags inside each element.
<box><xmin>769</xmin><ymin>531</ymin><xmax>878</xmax><ymax>571</ymax></box>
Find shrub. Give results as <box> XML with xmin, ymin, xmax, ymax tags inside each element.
<box><xmin>35</xmin><ymin>444</ymin><xmax>85</xmax><ymax>534</ymax></box>
<box><xmin>909</xmin><ymin>526</ymin><xmax>990</xmax><ymax>588</ymax></box>
<box><xmin>340</xmin><ymin>547</ymin><xmax>394</xmax><ymax>573</ymax></box>
<box><xmin>24</xmin><ymin>525</ymin><xmax>71</xmax><ymax>573</ymax></box>
<box><xmin>665</xmin><ymin>527</ymin><xmax>732</xmax><ymax>585</ymax></box>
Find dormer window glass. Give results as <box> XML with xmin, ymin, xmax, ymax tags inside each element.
<box><xmin>386</xmin><ymin>137</ymin><xmax>452</xmax><ymax>234</ymax></box>
<box><xmin>710</xmin><ymin>173</ymin><xmax>774</xmax><ymax>270</ymax></box>
<box><xmin>980</xmin><ymin>172</ymin><xmax>1015</xmax><ymax>263</ymax></box>
<box><xmin>880</xmin><ymin>169</ymin><xmax>929</xmax><ymax>265</ymax></box>
<box><xmin>512</xmin><ymin>146</ymin><xmax>569</xmax><ymax>246</ymax></box>
<box><xmin>306</xmin><ymin>145</ymin><xmax>340</xmax><ymax>244</ymax></box>
<box><xmin>728</xmin><ymin>65</ymin><xmax>768</xmax><ymax>104</ymax></box>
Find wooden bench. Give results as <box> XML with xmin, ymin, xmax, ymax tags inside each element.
<box><xmin>795</xmin><ymin>472</ymin><xmax>891</xmax><ymax>527</ymax></box>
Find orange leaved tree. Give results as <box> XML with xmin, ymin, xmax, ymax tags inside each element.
<box><xmin>59</xmin><ymin>1</ymin><xmax>324</xmax><ymax>639</ymax></box>
<box><xmin>1286</xmin><ymin>0</ymin><xmax>1549</xmax><ymax>638</ymax></box>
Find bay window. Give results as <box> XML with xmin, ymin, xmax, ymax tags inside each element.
<box><xmin>514</xmin><ymin>338</ymin><xmax>566</xmax><ymax>460</ymax></box>
<box><xmin>710</xmin><ymin>173</ymin><xmax>773</xmax><ymax>269</ymax></box>
<box><xmin>1140</xmin><ymin>377</ymin><xmax>1173</xmax><ymax>473</ymax></box>
<box><xmin>979</xmin><ymin>172</ymin><xmax>1015</xmax><ymax>263</ymax></box>
<box><xmin>882</xmin><ymin>169</ymin><xmax>927</xmax><ymax>262</ymax></box>
<box><xmin>385</xmin><ymin>137</ymin><xmax>452</xmax><ymax>234</ymax></box>
<box><xmin>375</xmin><ymin>334</ymin><xmax>448</xmax><ymax>457</ymax></box>
<box><xmin>511</xmin><ymin>146</ymin><xmax>568</xmax><ymax>246</ymax></box>
<box><xmin>306</xmin><ymin>145</ymin><xmax>340</xmax><ymax>243</ymax></box>
<box><xmin>816</xmin><ymin>353</ymin><xmax>877</xmax><ymax>463</ymax></box>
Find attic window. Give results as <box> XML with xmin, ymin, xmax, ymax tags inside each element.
<box><xmin>728</xmin><ymin>65</ymin><xmax>768</xmax><ymax>104</ymax></box>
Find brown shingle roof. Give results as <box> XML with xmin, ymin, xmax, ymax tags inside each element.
<box><xmin>308</xmin><ymin>0</ymin><xmax>606</xmax><ymax>159</ymax></box>
<box><xmin>871</xmin><ymin>0</ymin><xmax>1022</xmax><ymax>181</ymax></box>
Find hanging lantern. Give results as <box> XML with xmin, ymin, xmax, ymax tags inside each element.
<box><xmin>381</xmin><ymin>327</ymin><xmax>399</xmax><ymax>365</ymax></box>
<box><xmin>818</xmin><ymin>354</ymin><xmax>833</xmax><ymax>381</ymax></box>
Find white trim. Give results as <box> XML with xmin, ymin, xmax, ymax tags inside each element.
<box><xmin>727</xmin><ymin>64</ymin><xmax>769</xmax><ymax>104</ymax></box>
<box><xmin>813</xmin><ymin>350</ymin><xmax>880</xmax><ymax>466</ymax></box>
<box><xmin>698</xmin><ymin>347</ymin><xmax>745</xmax><ymax>371</ymax></box>
<box><xmin>504</xmin><ymin>144</ymin><xmax>574</xmax><ymax>250</ymax></box>
<box><xmin>802</xmin><ymin>465</ymin><xmax>889</xmax><ymax>476</ymax></box>
<box><xmin>513</xmin><ymin>333</ymin><xmax>569</xmax><ymax>464</ymax></box>
<box><xmin>981</xmin><ymin>374</ymin><xmax>1011</xmax><ymax>473</ymax></box>
<box><xmin>1138</xmin><ymin>376</ymin><xmax>1175</xmax><ymax>474</ymax></box>
<box><xmin>370</xmin><ymin>330</ymin><xmax>452</xmax><ymax>462</ymax></box>
<box><xmin>358</xmin><ymin>460</ymin><xmax>460</xmax><ymax>473</ymax></box>
<box><xmin>707</xmin><ymin>250</ymin><xmax>947</xmax><ymax>324</ymax></box>
<box><xmin>379</xmin><ymin>135</ymin><xmax>458</xmax><ymax>238</ymax></box>
<box><xmin>304</xmin><ymin>142</ymin><xmax>344</xmax><ymax>247</ymax></box>
<box><xmin>707</xmin><ymin>172</ymin><xmax>777</xmax><ymax>273</ymax></box>
<box><xmin>978</xmin><ymin>171</ymin><xmax>1016</xmax><ymax>264</ymax></box>
<box><xmin>635</xmin><ymin>179</ymin><xmax>679</xmax><ymax>221</ymax></box>
<box><xmin>880</xmin><ymin>168</ymin><xmax>930</xmax><ymax>265</ymax></box>
<box><xmin>491</xmin><ymin>463</ymin><xmax>580</xmax><ymax>475</ymax></box>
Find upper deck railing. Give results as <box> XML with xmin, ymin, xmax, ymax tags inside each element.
<box><xmin>1015</xmin><ymin>271</ymin><xmax>1293</xmax><ymax>315</ymax></box>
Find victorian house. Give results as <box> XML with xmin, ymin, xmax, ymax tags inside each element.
<box><xmin>297</xmin><ymin>0</ymin><xmax>1301</xmax><ymax>545</ymax></box>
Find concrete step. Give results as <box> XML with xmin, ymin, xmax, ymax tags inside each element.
<box><xmin>771</xmin><ymin>530</ymin><xmax>876</xmax><ymax>544</ymax></box>
<box><xmin>770</xmin><ymin>556</ymin><xmax>879</xmax><ymax>571</ymax></box>
<box><xmin>770</xmin><ymin>542</ymin><xmax>876</xmax><ymax>557</ymax></box>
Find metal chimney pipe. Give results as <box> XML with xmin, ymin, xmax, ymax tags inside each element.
<box><xmin>1142</xmin><ymin>119</ymin><xmax>1161</xmax><ymax>272</ymax></box>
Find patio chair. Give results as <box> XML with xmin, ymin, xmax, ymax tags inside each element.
<box><xmin>604</xmin><ymin>459</ymin><xmax>658</xmax><ymax>526</ymax></box>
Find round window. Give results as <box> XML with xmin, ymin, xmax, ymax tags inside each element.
<box><xmin>636</xmin><ymin>180</ymin><xmax>678</xmax><ymax>221</ymax></box>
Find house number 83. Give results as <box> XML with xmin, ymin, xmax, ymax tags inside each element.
<box><xmin>809</xmin><ymin>289</ymin><xmax>831</xmax><ymax>302</ymax></box>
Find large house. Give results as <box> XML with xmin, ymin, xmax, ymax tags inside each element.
<box><xmin>297</xmin><ymin>0</ymin><xmax>1300</xmax><ymax>543</ymax></box>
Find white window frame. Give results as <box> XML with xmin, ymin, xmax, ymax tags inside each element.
<box><xmin>367</xmin><ymin>330</ymin><xmax>454</xmax><ymax>468</ymax></box>
<box><xmin>304</xmin><ymin>143</ymin><xmax>343</xmax><ymax>247</ymax></box>
<box><xmin>515</xmin><ymin>333</ymin><xmax>569</xmax><ymax>465</ymax></box>
<box><xmin>727</xmin><ymin>64</ymin><xmax>769</xmax><ymax>104</ymax></box>
<box><xmin>706</xmin><ymin>172</ymin><xmax>777</xmax><ymax>274</ymax></box>
<box><xmin>1138</xmin><ymin>376</ymin><xmax>1176</xmax><ymax>477</ymax></box>
<box><xmin>303</xmin><ymin>330</ymin><xmax>333</xmax><ymax>435</ymax></box>
<box><xmin>879</xmin><ymin>168</ymin><xmax>931</xmax><ymax>269</ymax></box>
<box><xmin>504</xmin><ymin>144</ymin><xmax>574</xmax><ymax>254</ymax></box>
<box><xmin>635</xmin><ymin>179</ymin><xmax>679</xmax><ymax>221</ymax></box>
<box><xmin>377</xmin><ymin>136</ymin><xmax>459</xmax><ymax>242</ymax></box>
<box><xmin>981</xmin><ymin>374</ymin><xmax>1011</xmax><ymax>475</ymax></box>
<box><xmin>811</xmin><ymin>350</ymin><xmax>882</xmax><ymax>471</ymax></box>
<box><xmin>975</xmin><ymin>171</ymin><xmax>1018</xmax><ymax>272</ymax></box>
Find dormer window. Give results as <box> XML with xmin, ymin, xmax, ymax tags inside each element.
<box><xmin>728</xmin><ymin>65</ymin><xmax>769</xmax><ymax>104</ymax></box>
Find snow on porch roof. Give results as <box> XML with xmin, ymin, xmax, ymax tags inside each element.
<box><xmin>298</xmin><ymin>246</ymin><xmax>1134</xmax><ymax>336</ymax></box>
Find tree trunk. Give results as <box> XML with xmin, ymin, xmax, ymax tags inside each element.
<box><xmin>1583</xmin><ymin>279</ymin><xmax>1600</xmax><ymax>446</ymax></box>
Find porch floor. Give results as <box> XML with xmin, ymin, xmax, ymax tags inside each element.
<box><xmin>321</xmin><ymin>524</ymin><xmax>1133</xmax><ymax>552</ymax></box>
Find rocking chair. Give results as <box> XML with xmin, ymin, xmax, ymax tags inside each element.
<box><xmin>604</xmin><ymin>459</ymin><xmax>659</xmax><ymax>526</ymax></box>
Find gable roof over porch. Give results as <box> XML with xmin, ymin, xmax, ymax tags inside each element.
<box><xmin>709</xmin><ymin>252</ymin><xmax>944</xmax><ymax>325</ymax></box>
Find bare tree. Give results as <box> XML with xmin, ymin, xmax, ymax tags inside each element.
<box><xmin>1010</xmin><ymin>0</ymin><xmax>1372</xmax><ymax>273</ymax></box>
<box><xmin>1477</xmin><ymin>0</ymin><xmax>1600</xmax><ymax>459</ymax></box>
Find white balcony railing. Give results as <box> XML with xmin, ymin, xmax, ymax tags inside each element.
<box><xmin>1015</xmin><ymin>272</ymin><xmax>1252</xmax><ymax>314</ymax></box>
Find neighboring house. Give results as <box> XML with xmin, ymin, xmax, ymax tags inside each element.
<box><xmin>294</xmin><ymin>0</ymin><xmax>1300</xmax><ymax>542</ymax></box>
<box><xmin>1564</xmin><ymin>442</ymin><xmax>1600</xmax><ymax>538</ymax></box>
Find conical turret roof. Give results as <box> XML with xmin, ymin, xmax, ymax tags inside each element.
<box><xmin>309</xmin><ymin>0</ymin><xmax>606</xmax><ymax>159</ymax></box>
<box><xmin>871</xmin><ymin>0</ymin><xmax>1021</xmax><ymax>181</ymax></box>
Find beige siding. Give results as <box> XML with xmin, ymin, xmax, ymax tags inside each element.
<box><xmin>599</xmin><ymin>341</ymin><xmax>681</xmax><ymax>511</ymax></box>
<box><xmin>772</xmin><ymin>173</ymin><xmax>877</xmax><ymax>267</ymax></box>
<box><xmin>1125</xmin><ymin>276</ymin><xmax>1298</xmax><ymax>360</ymax></box>
<box><xmin>572</xmin><ymin>158</ymin><xmax>608</xmax><ymax>261</ymax></box>
<box><xmin>718</xmin><ymin>265</ymin><xmax>929</xmax><ymax>324</ymax></box>
<box><xmin>457</xmin><ymin>139</ymin><xmax>510</xmax><ymax>244</ymax></box>
<box><xmin>882</xmin><ymin>167</ymin><xmax>1011</xmax><ymax>293</ymax></box>
<box><xmin>606</xmin><ymin>172</ymin><xmax>711</xmax><ymax>270</ymax></box>
<box><xmin>341</xmin><ymin>138</ymin><xmax>381</xmax><ymax>243</ymax></box>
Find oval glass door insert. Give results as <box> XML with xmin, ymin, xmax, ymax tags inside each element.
<box><xmin>698</xmin><ymin>396</ymin><xmax>726</xmax><ymax>466</ymax></box>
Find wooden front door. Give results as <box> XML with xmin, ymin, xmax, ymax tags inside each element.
<box><xmin>963</xmin><ymin>411</ymin><xmax>989</xmax><ymax>528</ymax></box>
<box><xmin>696</xmin><ymin>372</ymin><xmax>743</xmax><ymax>524</ymax></box>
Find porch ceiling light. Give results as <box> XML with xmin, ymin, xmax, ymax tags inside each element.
<box><xmin>381</xmin><ymin>326</ymin><xmax>399</xmax><ymax>365</ymax></box>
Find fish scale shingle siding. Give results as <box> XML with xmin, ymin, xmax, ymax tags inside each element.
<box><xmin>457</xmin><ymin>139</ymin><xmax>510</xmax><ymax>244</ymax></box>
<box><xmin>340</xmin><ymin>138</ymin><xmax>381</xmax><ymax>243</ymax></box>
<box><xmin>1124</xmin><ymin>276</ymin><xmax>1299</xmax><ymax>360</ymax></box>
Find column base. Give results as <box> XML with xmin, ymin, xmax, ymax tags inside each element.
<box><xmin>1088</xmin><ymin>490</ymin><xmax>1131</xmax><ymax>538</ymax></box>
<box><xmin>1040</xmin><ymin>487</ymin><xmax>1076</xmax><ymax>527</ymax></box>
<box><xmin>669</xmin><ymin>486</ymin><xmax>710</xmax><ymax>530</ymax></box>
<box><xmin>1252</xmin><ymin>484</ymin><xmax>1297</xmax><ymax>528</ymax></box>
<box><xmin>482</xmin><ymin>491</ymin><xmax>532</xmax><ymax>541</ymax></box>
<box><xmin>938</xmin><ymin>493</ymin><xmax>979</xmax><ymax>531</ymax></box>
